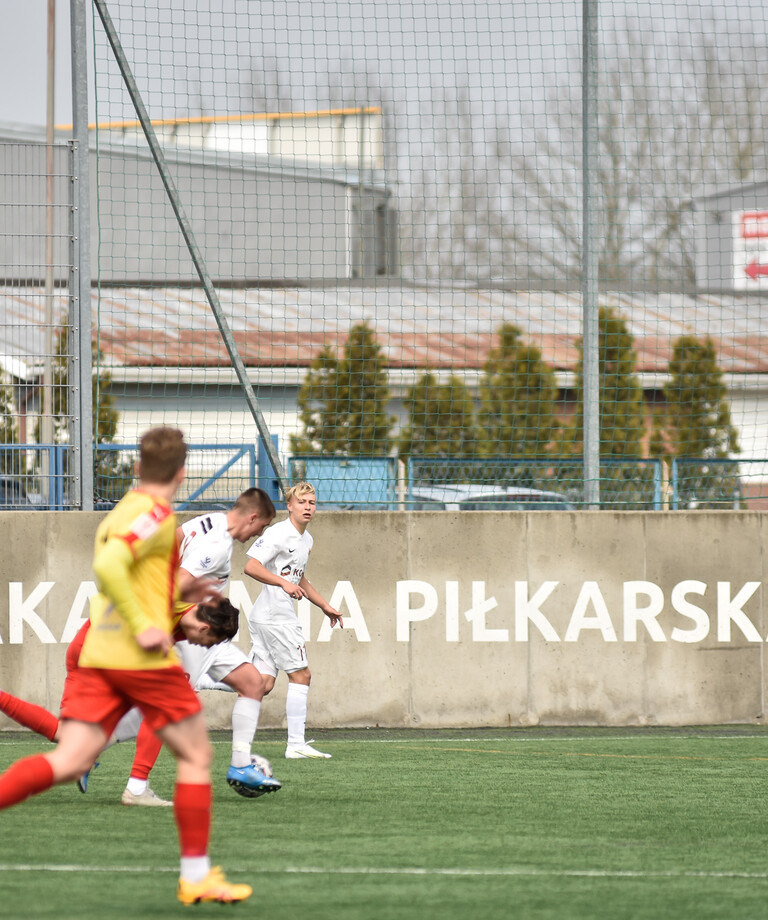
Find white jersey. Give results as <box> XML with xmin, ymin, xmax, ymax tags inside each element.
<box><xmin>178</xmin><ymin>511</ymin><xmax>233</xmax><ymax>591</ymax></box>
<box><xmin>246</xmin><ymin>517</ymin><xmax>313</xmax><ymax>625</ymax></box>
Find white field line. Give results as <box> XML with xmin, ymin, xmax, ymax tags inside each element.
<box><xmin>0</xmin><ymin>864</ymin><xmax>766</xmax><ymax>881</ymax></box>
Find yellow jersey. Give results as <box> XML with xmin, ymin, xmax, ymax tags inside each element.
<box><xmin>79</xmin><ymin>489</ymin><xmax>181</xmax><ymax>670</ymax></box>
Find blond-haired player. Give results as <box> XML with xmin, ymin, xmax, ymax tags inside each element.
<box><xmin>244</xmin><ymin>481</ymin><xmax>342</xmax><ymax>759</ymax></box>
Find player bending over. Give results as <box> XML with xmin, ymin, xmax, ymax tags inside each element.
<box><xmin>0</xmin><ymin>488</ymin><xmax>283</xmax><ymax>804</ymax></box>
<box><xmin>0</xmin><ymin>427</ymin><xmax>252</xmax><ymax>905</ymax></box>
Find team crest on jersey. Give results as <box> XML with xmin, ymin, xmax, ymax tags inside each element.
<box><xmin>129</xmin><ymin>507</ymin><xmax>168</xmax><ymax>541</ymax></box>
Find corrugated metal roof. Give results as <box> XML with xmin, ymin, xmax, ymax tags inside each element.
<box><xmin>3</xmin><ymin>284</ymin><xmax>768</xmax><ymax>378</ymax></box>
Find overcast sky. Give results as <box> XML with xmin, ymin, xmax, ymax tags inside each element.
<box><xmin>0</xmin><ymin>1</ymin><xmax>764</xmax><ymax>129</ymax></box>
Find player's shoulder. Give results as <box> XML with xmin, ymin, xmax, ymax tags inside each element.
<box><xmin>108</xmin><ymin>490</ymin><xmax>174</xmax><ymax>539</ymax></box>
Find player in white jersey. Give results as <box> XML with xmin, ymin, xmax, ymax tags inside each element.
<box><xmin>244</xmin><ymin>481</ymin><xmax>342</xmax><ymax>759</ymax></box>
<box><xmin>174</xmin><ymin>488</ymin><xmax>284</xmax><ymax>796</ymax></box>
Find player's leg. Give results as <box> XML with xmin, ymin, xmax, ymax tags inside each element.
<box><xmin>218</xmin><ymin>662</ymin><xmax>282</xmax><ymax>797</ymax></box>
<box><xmin>121</xmin><ymin>718</ymin><xmax>169</xmax><ymax>806</ymax></box>
<box><xmin>0</xmin><ymin>689</ymin><xmax>60</xmax><ymax>742</ymax></box>
<box><xmin>134</xmin><ymin>666</ymin><xmax>251</xmax><ymax>905</ymax></box>
<box><xmin>259</xmin><ymin>622</ymin><xmax>332</xmax><ymax>759</ymax></box>
<box><xmin>284</xmin><ymin>667</ymin><xmax>330</xmax><ymax>758</ymax></box>
<box><xmin>0</xmin><ymin>718</ymin><xmax>106</xmax><ymax>809</ymax></box>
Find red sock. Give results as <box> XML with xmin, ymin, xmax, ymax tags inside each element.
<box><xmin>174</xmin><ymin>783</ymin><xmax>211</xmax><ymax>857</ymax></box>
<box><xmin>0</xmin><ymin>754</ymin><xmax>55</xmax><ymax>809</ymax></box>
<box><xmin>129</xmin><ymin>721</ymin><xmax>163</xmax><ymax>780</ymax></box>
<box><xmin>0</xmin><ymin>691</ymin><xmax>59</xmax><ymax>742</ymax></box>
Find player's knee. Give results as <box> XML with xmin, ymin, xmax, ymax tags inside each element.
<box><xmin>228</xmin><ymin>665</ymin><xmax>265</xmax><ymax>700</ymax></box>
<box><xmin>51</xmin><ymin>752</ymin><xmax>96</xmax><ymax>783</ymax></box>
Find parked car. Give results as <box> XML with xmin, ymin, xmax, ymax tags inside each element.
<box><xmin>406</xmin><ymin>484</ymin><xmax>575</xmax><ymax>510</ymax></box>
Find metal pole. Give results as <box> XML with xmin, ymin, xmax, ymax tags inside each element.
<box><xmin>91</xmin><ymin>0</ymin><xmax>288</xmax><ymax>495</ymax></box>
<box><xmin>43</xmin><ymin>0</ymin><xmax>55</xmax><ymax>505</ymax></box>
<box><xmin>70</xmin><ymin>0</ymin><xmax>94</xmax><ymax>509</ymax></box>
<box><xmin>582</xmin><ymin>0</ymin><xmax>600</xmax><ymax>508</ymax></box>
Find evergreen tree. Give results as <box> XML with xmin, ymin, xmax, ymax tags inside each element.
<box><xmin>477</xmin><ymin>323</ymin><xmax>559</xmax><ymax>458</ymax></box>
<box><xmin>398</xmin><ymin>372</ymin><xmax>480</xmax><ymax>459</ymax></box>
<box><xmin>0</xmin><ymin>369</ymin><xmax>22</xmax><ymax>476</ymax></box>
<box><xmin>290</xmin><ymin>323</ymin><xmax>394</xmax><ymax>455</ymax></box>
<box><xmin>572</xmin><ymin>307</ymin><xmax>645</xmax><ymax>458</ymax></box>
<box><xmin>664</xmin><ymin>335</ymin><xmax>740</xmax><ymax>508</ymax></box>
<box><xmin>36</xmin><ymin>320</ymin><xmax>132</xmax><ymax>502</ymax></box>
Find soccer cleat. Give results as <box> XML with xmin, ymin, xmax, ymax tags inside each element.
<box><xmin>77</xmin><ymin>761</ymin><xmax>99</xmax><ymax>794</ymax></box>
<box><xmin>121</xmin><ymin>786</ymin><xmax>173</xmax><ymax>807</ymax></box>
<box><xmin>226</xmin><ymin>762</ymin><xmax>282</xmax><ymax>798</ymax></box>
<box><xmin>177</xmin><ymin>866</ymin><xmax>253</xmax><ymax>905</ymax></box>
<box><xmin>285</xmin><ymin>740</ymin><xmax>332</xmax><ymax>759</ymax></box>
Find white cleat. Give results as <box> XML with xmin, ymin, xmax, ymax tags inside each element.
<box><xmin>121</xmin><ymin>786</ymin><xmax>173</xmax><ymax>807</ymax></box>
<box><xmin>285</xmin><ymin>740</ymin><xmax>332</xmax><ymax>759</ymax></box>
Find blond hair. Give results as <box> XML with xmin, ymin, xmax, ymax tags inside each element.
<box><xmin>284</xmin><ymin>481</ymin><xmax>316</xmax><ymax>503</ymax></box>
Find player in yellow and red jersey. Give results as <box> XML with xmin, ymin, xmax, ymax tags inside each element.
<box><xmin>0</xmin><ymin>427</ymin><xmax>252</xmax><ymax>906</ymax></box>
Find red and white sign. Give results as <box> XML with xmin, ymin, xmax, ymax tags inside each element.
<box><xmin>733</xmin><ymin>210</ymin><xmax>768</xmax><ymax>289</ymax></box>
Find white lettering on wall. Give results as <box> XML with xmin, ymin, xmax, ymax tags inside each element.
<box><xmin>8</xmin><ymin>582</ymin><xmax>57</xmax><ymax>644</ymax></box>
<box><xmin>1</xmin><ymin>577</ymin><xmax>766</xmax><ymax>647</ymax></box>
<box><xmin>466</xmin><ymin>581</ymin><xmax>507</xmax><ymax>642</ymax></box>
<box><xmin>60</xmin><ymin>581</ymin><xmax>97</xmax><ymax>643</ymax></box>
<box><xmin>623</xmin><ymin>581</ymin><xmax>666</xmax><ymax>642</ymax></box>
<box><xmin>564</xmin><ymin>582</ymin><xmax>617</xmax><ymax>642</ymax></box>
<box><xmin>514</xmin><ymin>581</ymin><xmax>559</xmax><ymax>641</ymax></box>
<box><xmin>318</xmin><ymin>581</ymin><xmax>370</xmax><ymax>642</ymax></box>
<box><xmin>717</xmin><ymin>581</ymin><xmax>762</xmax><ymax>642</ymax></box>
<box><xmin>396</xmin><ymin>580</ymin><xmax>438</xmax><ymax>641</ymax></box>
<box><xmin>669</xmin><ymin>581</ymin><xmax>710</xmax><ymax>643</ymax></box>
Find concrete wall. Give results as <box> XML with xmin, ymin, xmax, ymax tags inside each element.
<box><xmin>1</xmin><ymin>511</ymin><xmax>767</xmax><ymax>733</ymax></box>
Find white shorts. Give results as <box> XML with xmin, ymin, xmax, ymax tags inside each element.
<box><xmin>248</xmin><ymin>620</ymin><xmax>308</xmax><ymax>677</ymax></box>
<box><xmin>177</xmin><ymin>639</ymin><xmax>250</xmax><ymax>692</ymax></box>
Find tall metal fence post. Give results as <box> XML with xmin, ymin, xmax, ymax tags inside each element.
<box><xmin>70</xmin><ymin>0</ymin><xmax>94</xmax><ymax>509</ymax></box>
<box><xmin>91</xmin><ymin>0</ymin><xmax>288</xmax><ymax>497</ymax></box>
<box><xmin>582</xmin><ymin>0</ymin><xmax>600</xmax><ymax>508</ymax></box>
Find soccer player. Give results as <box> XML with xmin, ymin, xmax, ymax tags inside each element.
<box><xmin>0</xmin><ymin>427</ymin><xmax>252</xmax><ymax>905</ymax></box>
<box><xmin>244</xmin><ymin>481</ymin><xmax>342</xmax><ymax>759</ymax></box>
<box><xmin>0</xmin><ymin>597</ymin><xmax>260</xmax><ymax>804</ymax></box>
<box><xmin>172</xmin><ymin>489</ymin><xmax>283</xmax><ymax>797</ymax></box>
<box><xmin>0</xmin><ymin>487</ymin><xmax>282</xmax><ymax>804</ymax></box>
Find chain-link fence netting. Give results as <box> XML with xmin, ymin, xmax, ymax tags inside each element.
<box><xmin>4</xmin><ymin>1</ymin><xmax>768</xmax><ymax>509</ymax></box>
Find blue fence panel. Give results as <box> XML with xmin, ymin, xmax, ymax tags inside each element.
<box><xmin>288</xmin><ymin>456</ymin><xmax>398</xmax><ymax>509</ymax></box>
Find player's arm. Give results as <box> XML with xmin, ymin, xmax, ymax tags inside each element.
<box><xmin>92</xmin><ymin>538</ymin><xmax>171</xmax><ymax>654</ymax></box>
<box><xmin>298</xmin><ymin>576</ymin><xmax>343</xmax><ymax>628</ymax></box>
<box><xmin>244</xmin><ymin>557</ymin><xmax>306</xmax><ymax>600</ymax></box>
<box><xmin>176</xmin><ymin>566</ymin><xmax>223</xmax><ymax>605</ymax></box>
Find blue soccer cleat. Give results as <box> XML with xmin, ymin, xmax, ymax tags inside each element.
<box><xmin>77</xmin><ymin>761</ymin><xmax>99</xmax><ymax>794</ymax></box>
<box><xmin>226</xmin><ymin>762</ymin><xmax>282</xmax><ymax>799</ymax></box>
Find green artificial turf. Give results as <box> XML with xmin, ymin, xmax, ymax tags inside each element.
<box><xmin>1</xmin><ymin>726</ymin><xmax>768</xmax><ymax>919</ymax></box>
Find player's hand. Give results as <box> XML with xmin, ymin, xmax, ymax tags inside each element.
<box><xmin>180</xmin><ymin>575</ymin><xmax>223</xmax><ymax>605</ymax></box>
<box><xmin>325</xmin><ymin>608</ymin><xmax>343</xmax><ymax>629</ymax></box>
<box><xmin>136</xmin><ymin>626</ymin><xmax>172</xmax><ymax>656</ymax></box>
<box><xmin>281</xmin><ymin>579</ymin><xmax>305</xmax><ymax>600</ymax></box>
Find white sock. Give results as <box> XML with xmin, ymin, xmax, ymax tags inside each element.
<box><xmin>126</xmin><ymin>777</ymin><xmax>148</xmax><ymax>795</ymax></box>
<box><xmin>180</xmin><ymin>856</ymin><xmax>211</xmax><ymax>884</ymax></box>
<box><xmin>286</xmin><ymin>683</ymin><xmax>309</xmax><ymax>746</ymax></box>
<box><xmin>231</xmin><ymin>697</ymin><xmax>261</xmax><ymax>768</ymax></box>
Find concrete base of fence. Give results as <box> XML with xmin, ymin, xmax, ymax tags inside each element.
<box><xmin>1</xmin><ymin>510</ymin><xmax>766</xmax><ymax>731</ymax></box>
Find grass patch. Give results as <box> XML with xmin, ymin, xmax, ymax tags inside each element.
<box><xmin>1</xmin><ymin>727</ymin><xmax>767</xmax><ymax>919</ymax></box>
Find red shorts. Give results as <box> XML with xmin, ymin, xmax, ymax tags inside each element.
<box><xmin>60</xmin><ymin>664</ymin><xmax>201</xmax><ymax>738</ymax></box>
<box><xmin>65</xmin><ymin>622</ymin><xmax>89</xmax><ymax>673</ymax></box>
